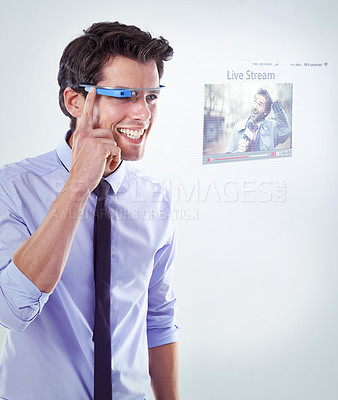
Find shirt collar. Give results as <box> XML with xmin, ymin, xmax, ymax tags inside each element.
<box><xmin>56</xmin><ymin>131</ymin><xmax>126</xmax><ymax>195</ymax></box>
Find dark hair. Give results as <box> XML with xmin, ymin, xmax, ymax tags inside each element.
<box><xmin>257</xmin><ymin>88</ymin><xmax>273</xmax><ymax>116</ymax></box>
<box><xmin>57</xmin><ymin>21</ymin><xmax>173</xmax><ymax>130</ymax></box>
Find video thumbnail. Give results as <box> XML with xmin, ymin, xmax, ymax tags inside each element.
<box><xmin>203</xmin><ymin>81</ymin><xmax>293</xmax><ymax>164</ymax></box>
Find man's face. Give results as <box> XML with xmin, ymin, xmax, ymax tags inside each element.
<box><xmin>91</xmin><ymin>56</ymin><xmax>160</xmax><ymax>161</ymax></box>
<box><xmin>251</xmin><ymin>93</ymin><xmax>268</xmax><ymax>123</ymax></box>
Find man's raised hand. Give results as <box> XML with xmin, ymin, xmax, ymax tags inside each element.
<box><xmin>68</xmin><ymin>87</ymin><xmax>121</xmax><ymax>194</ymax></box>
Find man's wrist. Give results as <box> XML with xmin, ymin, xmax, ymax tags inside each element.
<box><xmin>61</xmin><ymin>177</ymin><xmax>93</xmax><ymax>203</ymax></box>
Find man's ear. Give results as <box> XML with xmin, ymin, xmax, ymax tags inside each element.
<box><xmin>63</xmin><ymin>87</ymin><xmax>85</xmax><ymax>118</ymax></box>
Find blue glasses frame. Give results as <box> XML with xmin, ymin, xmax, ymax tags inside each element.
<box><xmin>79</xmin><ymin>84</ymin><xmax>165</xmax><ymax>98</ymax></box>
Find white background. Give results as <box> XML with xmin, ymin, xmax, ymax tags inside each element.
<box><xmin>1</xmin><ymin>0</ymin><xmax>338</xmax><ymax>399</ymax></box>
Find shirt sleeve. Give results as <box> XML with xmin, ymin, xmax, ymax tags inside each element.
<box><xmin>272</xmin><ymin>100</ymin><xmax>292</xmax><ymax>146</ymax></box>
<box><xmin>0</xmin><ymin>175</ymin><xmax>51</xmax><ymax>332</ymax></box>
<box><xmin>147</xmin><ymin>226</ymin><xmax>179</xmax><ymax>348</ymax></box>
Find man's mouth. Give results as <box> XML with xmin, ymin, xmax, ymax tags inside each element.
<box><xmin>117</xmin><ymin>128</ymin><xmax>145</xmax><ymax>140</ymax></box>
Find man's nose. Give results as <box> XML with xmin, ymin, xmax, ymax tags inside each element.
<box><xmin>129</xmin><ymin>97</ymin><xmax>151</xmax><ymax>121</ymax></box>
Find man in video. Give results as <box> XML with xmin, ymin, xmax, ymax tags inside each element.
<box><xmin>226</xmin><ymin>88</ymin><xmax>291</xmax><ymax>153</ymax></box>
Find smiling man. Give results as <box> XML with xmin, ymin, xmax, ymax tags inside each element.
<box><xmin>226</xmin><ymin>88</ymin><xmax>291</xmax><ymax>153</ymax></box>
<box><xmin>0</xmin><ymin>22</ymin><xmax>179</xmax><ymax>400</ymax></box>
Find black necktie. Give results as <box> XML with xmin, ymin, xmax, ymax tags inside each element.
<box><xmin>93</xmin><ymin>180</ymin><xmax>112</xmax><ymax>399</ymax></box>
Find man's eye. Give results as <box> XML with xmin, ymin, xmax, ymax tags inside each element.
<box><xmin>146</xmin><ymin>94</ymin><xmax>158</xmax><ymax>103</ymax></box>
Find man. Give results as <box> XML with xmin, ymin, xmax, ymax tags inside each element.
<box><xmin>225</xmin><ymin>88</ymin><xmax>291</xmax><ymax>153</ymax></box>
<box><xmin>0</xmin><ymin>22</ymin><xmax>179</xmax><ymax>400</ymax></box>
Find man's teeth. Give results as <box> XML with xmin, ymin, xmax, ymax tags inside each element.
<box><xmin>118</xmin><ymin>128</ymin><xmax>144</xmax><ymax>139</ymax></box>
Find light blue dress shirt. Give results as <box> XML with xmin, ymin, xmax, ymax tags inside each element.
<box><xmin>0</xmin><ymin>134</ymin><xmax>178</xmax><ymax>400</ymax></box>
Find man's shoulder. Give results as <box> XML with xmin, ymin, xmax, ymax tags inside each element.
<box><xmin>0</xmin><ymin>150</ymin><xmax>61</xmax><ymax>182</ymax></box>
<box><xmin>124</xmin><ymin>163</ymin><xmax>171</xmax><ymax>201</ymax></box>
<box><xmin>233</xmin><ymin>118</ymin><xmax>247</xmax><ymax>132</ymax></box>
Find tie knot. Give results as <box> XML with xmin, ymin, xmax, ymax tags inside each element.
<box><xmin>93</xmin><ymin>180</ymin><xmax>111</xmax><ymax>198</ymax></box>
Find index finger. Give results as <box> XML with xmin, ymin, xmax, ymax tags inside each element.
<box><xmin>78</xmin><ymin>86</ymin><xmax>96</xmax><ymax>129</ymax></box>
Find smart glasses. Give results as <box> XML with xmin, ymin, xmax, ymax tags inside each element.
<box><xmin>79</xmin><ymin>84</ymin><xmax>164</xmax><ymax>103</ymax></box>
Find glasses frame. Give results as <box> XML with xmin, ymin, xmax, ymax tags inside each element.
<box><xmin>79</xmin><ymin>84</ymin><xmax>165</xmax><ymax>99</ymax></box>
